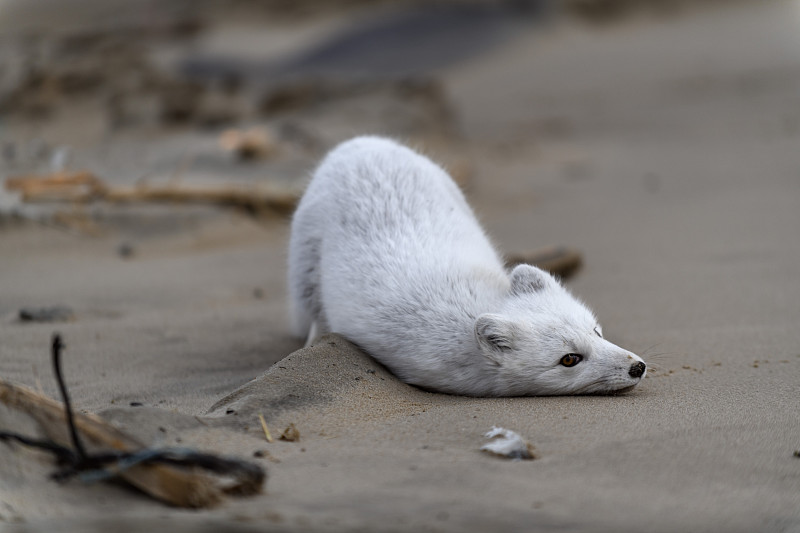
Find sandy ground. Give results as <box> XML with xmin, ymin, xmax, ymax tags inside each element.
<box><xmin>1</xmin><ymin>1</ymin><xmax>800</xmax><ymax>532</ymax></box>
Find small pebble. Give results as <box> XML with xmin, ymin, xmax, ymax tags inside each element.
<box><xmin>118</xmin><ymin>242</ymin><xmax>135</xmax><ymax>259</ymax></box>
<box><xmin>279</xmin><ymin>423</ymin><xmax>300</xmax><ymax>442</ymax></box>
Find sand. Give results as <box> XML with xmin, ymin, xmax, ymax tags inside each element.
<box><xmin>1</xmin><ymin>1</ymin><xmax>799</xmax><ymax>531</ymax></box>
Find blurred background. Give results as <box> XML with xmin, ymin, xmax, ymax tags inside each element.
<box><xmin>3</xmin><ymin>0</ymin><xmax>795</xmax><ymax>231</ymax></box>
<box><xmin>0</xmin><ymin>0</ymin><xmax>541</xmax><ymax>192</ymax></box>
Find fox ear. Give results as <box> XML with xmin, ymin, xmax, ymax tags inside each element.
<box><xmin>509</xmin><ymin>264</ymin><xmax>554</xmax><ymax>295</ymax></box>
<box><xmin>475</xmin><ymin>314</ymin><xmax>517</xmax><ymax>364</ymax></box>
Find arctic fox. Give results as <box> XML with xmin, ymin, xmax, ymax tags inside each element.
<box><xmin>288</xmin><ymin>136</ymin><xmax>646</xmax><ymax>396</ymax></box>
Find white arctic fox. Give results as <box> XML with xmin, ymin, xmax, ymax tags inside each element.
<box><xmin>288</xmin><ymin>136</ymin><xmax>646</xmax><ymax>396</ymax></box>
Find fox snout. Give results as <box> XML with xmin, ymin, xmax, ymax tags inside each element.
<box><xmin>629</xmin><ymin>361</ymin><xmax>646</xmax><ymax>378</ymax></box>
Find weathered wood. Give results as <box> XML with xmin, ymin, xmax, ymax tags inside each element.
<box><xmin>103</xmin><ymin>184</ymin><xmax>296</xmax><ymax>215</ymax></box>
<box><xmin>505</xmin><ymin>246</ymin><xmax>584</xmax><ymax>280</ymax></box>
<box><xmin>0</xmin><ymin>378</ymin><xmax>223</xmax><ymax>508</ymax></box>
<box><xmin>4</xmin><ymin>171</ymin><xmax>297</xmax><ymax>215</ymax></box>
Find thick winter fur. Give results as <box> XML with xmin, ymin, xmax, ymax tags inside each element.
<box><xmin>288</xmin><ymin>136</ymin><xmax>646</xmax><ymax>396</ymax></box>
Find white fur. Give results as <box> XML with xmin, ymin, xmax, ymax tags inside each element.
<box><xmin>288</xmin><ymin>136</ymin><xmax>646</xmax><ymax>396</ymax></box>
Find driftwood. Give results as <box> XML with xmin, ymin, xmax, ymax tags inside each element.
<box><xmin>103</xmin><ymin>184</ymin><xmax>296</xmax><ymax>215</ymax></box>
<box><xmin>505</xmin><ymin>246</ymin><xmax>584</xmax><ymax>281</ymax></box>
<box><xmin>4</xmin><ymin>171</ymin><xmax>297</xmax><ymax>215</ymax></box>
<box><xmin>0</xmin><ymin>378</ymin><xmax>224</xmax><ymax>508</ymax></box>
<box><xmin>5</xmin><ymin>171</ymin><xmax>107</xmax><ymax>202</ymax></box>
<box><xmin>0</xmin><ymin>335</ymin><xmax>265</xmax><ymax>508</ymax></box>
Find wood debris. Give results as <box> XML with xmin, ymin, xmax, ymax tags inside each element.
<box><xmin>0</xmin><ymin>378</ymin><xmax>226</xmax><ymax>507</ymax></box>
<box><xmin>4</xmin><ymin>171</ymin><xmax>297</xmax><ymax>215</ymax></box>
<box><xmin>505</xmin><ymin>246</ymin><xmax>583</xmax><ymax>281</ymax></box>
<box><xmin>5</xmin><ymin>171</ymin><xmax>107</xmax><ymax>202</ymax></box>
<box><xmin>0</xmin><ymin>335</ymin><xmax>265</xmax><ymax>508</ymax></box>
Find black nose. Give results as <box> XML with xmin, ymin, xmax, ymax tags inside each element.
<box><xmin>629</xmin><ymin>361</ymin><xmax>646</xmax><ymax>378</ymax></box>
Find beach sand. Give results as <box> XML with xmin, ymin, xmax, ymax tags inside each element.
<box><xmin>1</xmin><ymin>1</ymin><xmax>799</xmax><ymax>531</ymax></box>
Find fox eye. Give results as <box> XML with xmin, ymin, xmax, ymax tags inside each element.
<box><xmin>560</xmin><ymin>354</ymin><xmax>583</xmax><ymax>367</ymax></box>
<box><xmin>594</xmin><ymin>326</ymin><xmax>603</xmax><ymax>338</ymax></box>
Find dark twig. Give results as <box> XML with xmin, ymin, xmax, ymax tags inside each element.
<box><xmin>0</xmin><ymin>431</ymin><xmax>76</xmax><ymax>464</ymax></box>
<box><xmin>51</xmin><ymin>334</ymin><xmax>88</xmax><ymax>460</ymax></box>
